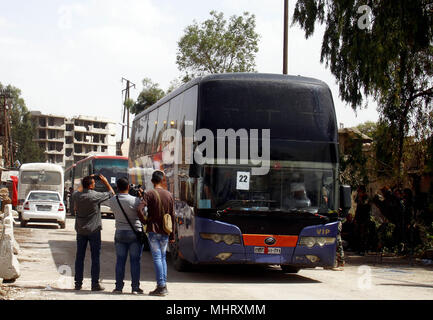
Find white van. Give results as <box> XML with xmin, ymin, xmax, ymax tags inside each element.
<box><xmin>17</xmin><ymin>163</ymin><xmax>64</xmax><ymax>215</ymax></box>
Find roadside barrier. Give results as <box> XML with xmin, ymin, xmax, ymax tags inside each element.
<box><xmin>0</xmin><ymin>204</ymin><xmax>20</xmax><ymax>282</ymax></box>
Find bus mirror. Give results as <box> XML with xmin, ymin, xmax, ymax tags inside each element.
<box><xmin>339</xmin><ymin>185</ymin><xmax>352</xmax><ymax>214</ymax></box>
<box><xmin>189</xmin><ymin>164</ymin><xmax>202</xmax><ymax>178</ymax></box>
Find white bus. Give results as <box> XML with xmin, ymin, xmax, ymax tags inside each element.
<box><xmin>17</xmin><ymin>163</ymin><xmax>64</xmax><ymax>214</ymax></box>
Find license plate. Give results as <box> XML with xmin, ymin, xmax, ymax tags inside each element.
<box><xmin>254</xmin><ymin>247</ymin><xmax>281</xmax><ymax>254</ymax></box>
<box><xmin>37</xmin><ymin>205</ymin><xmax>52</xmax><ymax>211</ymax></box>
<box><xmin>268</xmin><ymin>247</ymin><xmax>281</xmax><ymax>254</ymax></box>
<box><xmin>254</xmin><ymin>247</ymin><xmax>265</xmax><ymax>254</ymax></box>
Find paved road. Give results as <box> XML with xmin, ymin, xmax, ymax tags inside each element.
<box><xmin>5</xmin><ymin>216</ymin><xmax>433</xmax><ymax>300</ymax></box>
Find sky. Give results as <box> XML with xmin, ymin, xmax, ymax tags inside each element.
<box><xmin>0</xmin><ymin>0</ymin><xmax>379</xmax><ymax>140</ymax></box>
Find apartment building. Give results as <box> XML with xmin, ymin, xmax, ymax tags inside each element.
<box><xmin>31</xmin><ymin>111</ymin><xmax>117</xmax><ymax>169</ymax></box>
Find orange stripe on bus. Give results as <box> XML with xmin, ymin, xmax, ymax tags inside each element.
<box><xmin>242</xmin><ymin>234</ymin><xmax>299</xmax><ymax>247</ymax></box>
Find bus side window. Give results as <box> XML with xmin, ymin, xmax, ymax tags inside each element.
<box><xmin>83</xmin><ymin>163</ymin><xmax>89</xmax><ymax>176</ymax></box>
<box><xmin>155</xmin><ymin>102</ymin><xmax>170</xmax><ymax>152</ymax></box>
<box><xmin>75</xmin><ymin>163</ymin><xmax>83</xmax><ymax>180</ymax></box>
<box><xmin>137</xmin><ymin>115</ymin><xmax>148</xmax><ymax>158</ymax></box>
<box><xmin>146</xmin><ymin>110</ymin><xmax>158</xmax><ymax>155</ymax></box>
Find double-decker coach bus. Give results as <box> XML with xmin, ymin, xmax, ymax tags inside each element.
<box><xmin>129</xmin><ymin>73</ymin><xmax>351</xmax><ymax>272</ymax></box>
<box><xmin>65</xmin><ymin>155</ymin><xmax>129</xmax><ymax>216</ymax></box>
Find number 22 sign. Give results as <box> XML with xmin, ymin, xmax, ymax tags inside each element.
<box><xmin>236</xmin><ymin>172</ymin><xmax>250</xmax><ymax>190</ymax></box>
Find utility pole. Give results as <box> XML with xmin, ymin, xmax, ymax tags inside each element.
<box><xmin>121</xmin><ymin>78</ymin><xmax>136</xmax><ymax>144</ymax></box>
<box><xmin>0</xmin><ymin>88</ymin><xmax>12</xmax><ymax>167</ymax></box>
<box><xmin>283</xmin><ymin>0</ymin><xmax>289</xmax><ymax>75</ymax></box>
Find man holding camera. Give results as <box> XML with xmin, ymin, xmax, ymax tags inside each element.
<box><xmin>72</xmin><ymin>174</ymin><xmax>114</xmax><ymax>291</ymax></box>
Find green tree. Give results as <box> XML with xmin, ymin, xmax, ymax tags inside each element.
<box><xmin>131</xmin><ymin>78</ymin><xmax>165</xmax><ymax>114</ymax></box>
<box><xmin>339</xmin><ymin>133</ymin><xmax>369</xmax><ymax>188</ymax></box>
<box><xmin>292</xmin><ymin>0</ymin><xmax>433</xmax><ymax>184</ymax></box>
<box><xmin>356</xmin><ymin>121</ymin><xmax>377</xmax><ymax>138</ymax></box>
<box><xmin>0</xmin><ymin>83</ymin><xmax>45</xmax><ymax>164</ymax></box>
<box><xmin>176</xmin><ymin>10</ymin><xmax>260</xmax><ymax>82</ymax></box>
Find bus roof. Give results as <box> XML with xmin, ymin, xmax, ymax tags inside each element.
<box><xmin>74</xmin><ymin>155</ymin><xmax>128</xmax><ymax>166</ymax></box>
<box><xmin>19</xmin><ymin>163</ymin><xmax>63</xmax><ymax>171</ymax></box>
<box><xmin>134</xmin><ymin>73</ymin><xmax>329</xmax><ymax>120</ymax></box>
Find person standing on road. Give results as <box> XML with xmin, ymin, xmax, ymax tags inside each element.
<box><xmin>68</xmin><ymin>187</ymin><xmax>75</xmax><ymax>215</ymax></box>
<box><xmin>72</xmin><ymin>174</ymin><xmax>114</xmax><ymax>291</ymax></box>
<box><xmin>354</xmin><ymin>185</ymin><xmax>371</xmax><ymax>255</ymax></box>
<box><xmin>108</xmin><ymin>177</ymin><xmax>146</xmax><ymax>295</ymax></box>
<box><xmin>140</xmin><ymin>170</ymin><xmax>175</xmax><ymax>296</ymax></box>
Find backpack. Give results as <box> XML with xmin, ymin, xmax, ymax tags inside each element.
<box><xmin>153</xmin><ymin>189</ymin><xmax>173</xmax><ymax>235</ymax></box>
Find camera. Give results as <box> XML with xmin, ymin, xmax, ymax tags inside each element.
<box><xmin>129</xmin><ymin>184</ymin><xmax>143</xmax><ymax>197</ymax></box>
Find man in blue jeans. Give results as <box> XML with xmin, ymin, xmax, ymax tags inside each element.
<box><xmin>72</xmin><ymin>174</ymin><xmax>114</xmax><ymax>291</ymax></box>
<box><xmin>108</xmin><ymin>177</ymin><xmax>146</xmax><ymax>294</ymax></box>
<box><xmin>140</xmin><ymin>170</ymin><xmax>175</xmax><ymax>296</ymax></box>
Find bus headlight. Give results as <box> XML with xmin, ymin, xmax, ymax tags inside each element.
<box><xmin>200</xmin><ymin>233</ymin><xmax>241</xmax><ymax>245</ymax></box>
<box><xmin>222</xmin><ymin>234</ymin><xmax>240</xmax><ymax>245</ymax></box>
<box><xmin>299</xmin><ymin>237</ymin><xmax>316</xmax><ymax>248</ymax></box>
<box><xmin>299</xmin><ymin>237</ymin><xmax>335</xmax><ymax>248</ymax></box>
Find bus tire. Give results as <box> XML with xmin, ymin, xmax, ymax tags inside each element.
<box><xmin>172</xmin><ymin>251</ymin><xmax>190</xmax><ymax>272</ymax></box>
<box><xmin>142</xmin><ymin>234</ymin><xmax>150</xmax><ymax>252</ymax></box>
<box><xmin>170</xmin><ymin>234</ymin><xmax>191</xmax><ymax>272</ymax></box>
<box><xmin>281</xmin><ymin>265</ymin><xmax>300</xmax><ymax>273</ymax></box>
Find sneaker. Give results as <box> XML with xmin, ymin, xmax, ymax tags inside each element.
<box><xmin>112</xmin><ymin>289</ymin><xmax>122</xmax><ymax>294</ymax></box>
<box><xmin>132</xmin><ymin>288</ymin><xmax>144</xmax><ymax>295</ymax></box>
<box><xmin>2</xmin><ymin>279</ymin><xmax>16</xmax><ymax>284</ymax></box>
<box><xmin>91</xmin><ymin>283</ymin><xmax>105</xmax><ymax>291</ymax></box>
<box><xmin>148</xmin><ymin>286</ymin><xmax>168</xmax><ymax>296</ymax></box>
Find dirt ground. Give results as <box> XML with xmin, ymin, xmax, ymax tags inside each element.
<box><xmin>2</xmin><ymin>216</ymin><xmax>433</xmax><ymax>300</ymax></box>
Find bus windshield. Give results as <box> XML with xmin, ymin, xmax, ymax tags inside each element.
<box><xmin>199</xmin><ymin>80</ymin><xmax>337</xmax><ymax>142</ymax></box>
<box><xmin>93</xmin><ymin>159</ymin><xmax>128</xmax><ymax>188</ymax></box>
<box><xmin>94</xmin><ymin>159</ymin><xmax>128</xmax><ymax>175</ymax></box>
<box><xmin>21</xmin><ymin>171</ymin><xmax>62</xmax><ymax>185</ymax></box>
<box><xmin>197</xmin><ymin>163</ymin><xmax>336</xmax><ymax>213</ymax></box>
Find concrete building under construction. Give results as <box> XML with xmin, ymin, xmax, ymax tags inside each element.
<box><xmin>30</xmin><ymin>111</ymin><xmax>117</xmax><ymax>169</ymax></box>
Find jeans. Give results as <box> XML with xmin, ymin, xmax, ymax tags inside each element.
<box><xmin>74</xmin><ymin>230</ymin><xmax>101</xmax><ymax>286</ymax></box>
<box><xmin>148</xmin><ymin>232</ymin><xmax>169</xmax><ymax>287</ymax></box>
<box><xmin>114</xmin><ymin>229</ymin><xmax>143</xmax><ymax>291</ymax></box>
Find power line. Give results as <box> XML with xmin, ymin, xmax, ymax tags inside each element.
<box><xmin>121</xmin><ymin>78</ymin><xmax>136</xmax><ymax>144</ymax></box>
<box><xmin>0</xmin><ymin>88</ymin><xmax>13</xmax><ymax>168</ymax></box>
<box><xmin>283</xmin><ymin>0</ymin><xmax>289</xmax><ymax>75</ymax></box>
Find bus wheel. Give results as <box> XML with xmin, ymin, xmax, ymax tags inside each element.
<box><xmin>281</xmin><ymin>265</ymin><xmax>300</xmax><ymax>273</ymax></box>
<box><xmin>170</xmin><ymin>235</ymin><xmax>191</xmax><ymax>272</ymax></box>
<box><xmin>142</xmin><ymin>234</ymin><xmax>150</xmax><ymax>252</ymax></box>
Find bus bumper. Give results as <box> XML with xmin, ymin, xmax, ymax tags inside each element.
<box><xmin>192</xmin><ymin>217</ymin><xmax>338</xmax><ymax>268</ymax></box>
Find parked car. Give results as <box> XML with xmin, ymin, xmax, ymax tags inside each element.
<box><xmin>20</xmin><ymin>191</ymin><xmax>66</xmax><ymax>229</ymax></box>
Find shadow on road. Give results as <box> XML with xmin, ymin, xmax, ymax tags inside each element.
<box><xmin>20</xmin><ymin>224</ymin><xmax>60</xmax><ymax>230</ymax></box>
<box><xmin>379</xmin><ymin>283</ymin><xmax>433</xmax><ymax>289</ymax></box>
<box><xmin>47</xmin><ymin>239</ymin><xmax>320</xmax><ymax>285</ymax></box>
